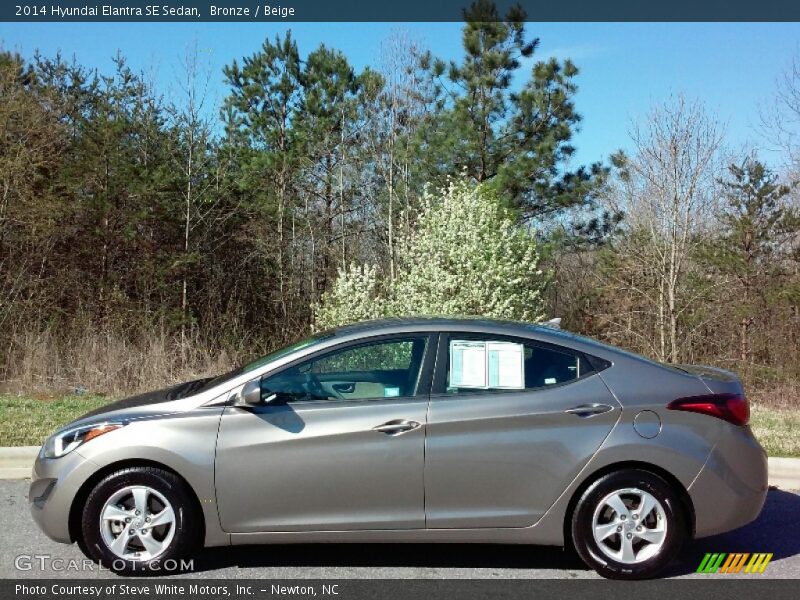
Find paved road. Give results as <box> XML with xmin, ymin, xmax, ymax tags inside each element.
<box><xmin>1</xmin><ymin>480</ymin><xmax>798</xmax><ymax>579</ymax></box>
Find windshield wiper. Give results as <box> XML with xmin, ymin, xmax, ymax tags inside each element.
<box><xmin>167</xmin><ymin>377</ymin><xmax>214</xmax><ymax>400</ymax></box>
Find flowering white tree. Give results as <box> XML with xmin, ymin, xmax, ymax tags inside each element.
<box><xmin>314</xmin><ymin>180</ymin><xmax>549</xmax><ymax>329</ymax></box>
<box><xmin>313</xmin><ymin>263</ymin><xmax>387</xmax><ymax>330</ymax></box>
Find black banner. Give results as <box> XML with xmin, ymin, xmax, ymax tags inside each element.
<box><xmin>2</xmin><ymin>0</ymin><xmax>800</xmax><ymax>22</ymax></box>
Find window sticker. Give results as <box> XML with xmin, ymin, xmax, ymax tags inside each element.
<box><xmin>450</xmin><ymin>340</ymin><xmax>525</xmax><ymax>389</ymax></box>
<box><xmin>384</xmin><ymin>386</ymin><xmax>400</xmax><ymax>398</ymax></box>
<box><xmin>450</xmin><ymin>341</ymin><xmax>487</xmax><ymax>388</ymax></box>
<box><xmin>487</xmin><ymin>342</ymin><xmax>525</xmax><ymax>389</ymax></box>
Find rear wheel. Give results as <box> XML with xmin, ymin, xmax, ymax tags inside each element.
<box><xmin>79</xmin><ymin>466</ymin><xmax>199</xmax><ymax>575</ymax></box>
<box><xmin>571</xmin><ymin>469</ymin><xmax>686</xmax><ymax>579</ymax></box>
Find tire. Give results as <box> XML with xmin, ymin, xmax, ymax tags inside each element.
<box><xmin>571</xmin><ymin>469</ymin><xmax>686</xmax><ymax>579</ymax></box>
<box><xmin>79</xmin><ymin>466</ymin><xmax>200</xmax><ymax>575</ymax></box>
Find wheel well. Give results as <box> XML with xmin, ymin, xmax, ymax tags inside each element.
<box><xmin>562</xmin><ymin>461</ymin><xmax>696</xmax><ymax>548</ymax></box>
<box><xmin>68</xmin><ymin>459</ymin><xmax>206</xmax><ymax>545</ymax></box>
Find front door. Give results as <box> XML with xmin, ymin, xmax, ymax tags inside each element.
<box><xmin>424</xmin><ymin>332</ymin><xmax>620</xmax><ymax>528</ymax></box>
<box><xmin>215</xmin><ymin>334</ymin><xmax>434</xmax><ymax>533</ymax></box>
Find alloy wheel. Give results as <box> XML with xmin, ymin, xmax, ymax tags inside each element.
<box><xmin>99</xmin><ymin>485</ymin><xmax>176</xmax><ymax>561</ymax></box>
<box><xmin>591</xmin><ymin>487</ymin><xmax>667</xmax><ymax>564</ymax></box>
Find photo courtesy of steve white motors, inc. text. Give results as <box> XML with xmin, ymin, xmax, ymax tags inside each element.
<box><xmin>13</xmin><ymin>4</ymin><xmax>298</xmax><ymax>19</ymax></box>
<box><xmin>15</xmin><ymin>583</ymin><xmax>338</xmax><ymax>597</ymax></box>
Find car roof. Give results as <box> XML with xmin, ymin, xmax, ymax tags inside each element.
<box><xmin>332</xmin><ymin>316</ymin><xmax>540</xmax><ymax>335</ymax></box>
<box><xmin>189</xmin><ymin>317</ymin><xmax>662</xmax><ymax>403</ymax></box>
<box><xmin>329</xmin><ymin>316</ymin><xmax>648</xmax><ymax>365</ymax></box>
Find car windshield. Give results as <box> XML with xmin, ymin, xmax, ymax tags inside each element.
<box><xmin>195</xmin><ymin>330</ymin><xmax>335</xmax><ymax>393</ymax></box>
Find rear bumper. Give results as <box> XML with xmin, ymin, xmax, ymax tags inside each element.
<box><xmin>689</xmin><ymin>425</ymin><xmax>768</xmax><ymax>538</ymax></box>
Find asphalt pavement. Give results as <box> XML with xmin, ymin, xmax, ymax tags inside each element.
<box><xmin>1</xmin><ymin>480</ymin><xmax>798</xmax><ymax>579</ymax></box>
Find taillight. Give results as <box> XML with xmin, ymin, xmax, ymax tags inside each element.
<box><xmin>666</xmin><ymin>393</ymin><xmax>749</xmax><ymax>426</ymax></box>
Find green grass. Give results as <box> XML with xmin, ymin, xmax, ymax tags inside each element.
<box><xmin>0</xmin><ymin>394</ymin><xmax>112</xmax><ymax>447</ymax></box>
<box><xmin>750</xmin><ymin>405</ymin><xmax>800</xmax><ymax>458</ymax></box>
<box><xmin>0</xmin><ymin>394</ymin><xmax>797</xmax><ymax>457</ymax></box>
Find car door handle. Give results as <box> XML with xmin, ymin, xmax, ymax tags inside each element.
<box><xmin>373</xmin><ymin>420</ymin><xmax>421</xmax><ymax>435</ymax></box>
<box><xmin>332</xmin><ymin>383</ymin><xmax>355</xmax><ymax>394</ymax></box>
<box><xmin>565</xmin><ymin>403</ymin><xmax>614</xmax><ymax>418</ymax></box>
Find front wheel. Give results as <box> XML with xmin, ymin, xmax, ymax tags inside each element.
<box><xmin>80</xmin><ymin>466</ymin><xmax>199</xmax><ymax>575</ymax></box>
<box><xmin>571</xmin><ymin>469</ymin><xmax>687</xmax><ymax>579</ymax></box>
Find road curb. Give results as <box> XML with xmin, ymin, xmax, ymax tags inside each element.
<box><xmin>0</xmin><ymin>446</ymin><xmax>38</xmax><ymax>479</ymax></box>
<box><xmin>0</xmin><ymin>446</ymin><xmax>798</xmax><ymax>488</ymax></box>
<box><xmin>767</xmin><ymin>457</ymin><xmax>800</xmax><ymax>490</ymax></box>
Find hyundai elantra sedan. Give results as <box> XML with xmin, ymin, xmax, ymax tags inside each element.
<box><xmin>30</xmin><ymin>317</ymin><xmax>768</xmax><ymax>579</ymax></box>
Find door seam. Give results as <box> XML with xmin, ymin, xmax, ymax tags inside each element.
<box><xmin>422</xmin><ymin>333</ymin><xmax>443</xmax><ymax>529</ymax></box>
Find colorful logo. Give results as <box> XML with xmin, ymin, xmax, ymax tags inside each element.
<box><xmin>696</xmin><ymin>553</ymin><xmax>773</xmax><ymax>574</ymax></box>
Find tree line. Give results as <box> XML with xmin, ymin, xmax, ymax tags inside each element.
<box><xmin>1</xmin><ymin>1</ymin><xmax>798</xmax><ymax>401</ymax></box>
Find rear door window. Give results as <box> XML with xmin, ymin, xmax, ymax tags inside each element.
<box><xmin>445</xmin><ymin>335</ymin><xmax>587</xmax><ymax>394</ymax></box>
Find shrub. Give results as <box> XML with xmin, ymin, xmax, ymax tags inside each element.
<box><xmin>314</xmin><ymin>180</ymin><xmax>549</xmax><ymax>329</ymax></box>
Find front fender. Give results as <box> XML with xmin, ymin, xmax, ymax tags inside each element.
<box><xmin>70</xmin><ymin>408</ymin><xmax>228</xmax><ymax>547</ymax></box>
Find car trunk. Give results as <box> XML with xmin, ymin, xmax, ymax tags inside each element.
<box><xmin>672</xmin><ymin>364</ymin><xmax>745</xmax><ymax>395</ymax></box>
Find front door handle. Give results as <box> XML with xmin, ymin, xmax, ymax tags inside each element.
<box><xmin>373</xmin><ymin>420</ymin><xmax>421</xmax><ymax>435</ymax></box>
<box><xmin>565</xmin><ymin>403</ymin><xmax>614</xmax><ymax>418</ymax></box>
<box><xmin>332</xmin><ymin>383</ymin><xmax>356</xmax><ymax>394</ymax></box>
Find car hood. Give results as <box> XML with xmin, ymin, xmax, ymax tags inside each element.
<box><xmin>73</xmin><ymin>377</ymin><xmax>214</xmax><ymax>424</ymax></box>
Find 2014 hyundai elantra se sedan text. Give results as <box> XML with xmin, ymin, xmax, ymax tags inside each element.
<box><xmin>30</xmin><ymin>317</ymin><xmax>768</xmax><ymax>579</ymax></box>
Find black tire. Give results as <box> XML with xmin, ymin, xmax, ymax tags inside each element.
<box><xmin>571</xmin><ymin>469</ymin><xmax>687</xmax><ymax>579</ymax></box>
<box><xmin>79</xmin><ymin>466</ymin><xmax>200</xmax><ymax>575</ymax></box>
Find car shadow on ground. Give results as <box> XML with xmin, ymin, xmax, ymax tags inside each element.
<box><xmin>187</xmin><ymin>488</ymin><xmax>799</xmax><ymax>576</ymax></box>
<box><xmin>665</xmin><ymin>488</ymin><xmax>800</xmax><ymax>577</ymax></box>
<box><xmin>190</xmin><ymin>543</ymin><xmax>586</xmax><ymax>574</ymax></box>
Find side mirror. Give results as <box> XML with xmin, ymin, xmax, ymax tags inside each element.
<box><xmin>241</xmin><ymin>379</ymin><xmax>262</xmax><ymax>406</ymax></box>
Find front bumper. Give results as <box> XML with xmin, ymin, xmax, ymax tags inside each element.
<box><xmin>29</xmin><ymin>450</ymin><xmax>98</xmax><ymax>544</ymax></box>
<box><xmin>689</xmin><ymin>424</ymin><xmax>769</xmax><ymax>538</ymax></box>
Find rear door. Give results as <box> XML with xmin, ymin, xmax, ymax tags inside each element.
<box><xmin>424</xmin><ymin>331</ymin><xmax>620</xmax><ymax>529</ymax></box>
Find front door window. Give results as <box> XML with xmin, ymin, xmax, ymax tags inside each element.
<box><xmin>261</xmin><ymin>336</ymin><xmax>429</xmax><ymax>402</ymax></box>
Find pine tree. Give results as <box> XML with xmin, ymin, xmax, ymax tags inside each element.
<box><xmin>295</xmin><ymin>44</ymin><xmax>382</xmax><ymax>295</ymax></box>
<box><xmin>417</xmin><ymin>0</ymin><xmax>606</xmax><ymax>227</ymax></box>
<box><xmin>223</xmin><ymin>32</ymin><xmax>305</xmax><ymax>319</ymax></box>
<box><xmin>712</xmin><ymin>158</ymin><xmax>798</xmax><ymax>364</ymax></box>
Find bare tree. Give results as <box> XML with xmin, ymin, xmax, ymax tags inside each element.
<box><xmin>363</xmin><ymin>30</ymin><xmax>432</xmax><ymax>279</ymax></box>
<box><xmin>604</xmin><ymin>96</ymin><xmax>724</xmax><ymax>363</ymax></box>
<box><xmin>759</xmin><ymin>50</ymin><xmax>800</xmax><ymax>167</ymax></box>
<box><xmin>169</xmin><ymin>40</ymin><xmax>217</xmax><ymax>348</ymax></box>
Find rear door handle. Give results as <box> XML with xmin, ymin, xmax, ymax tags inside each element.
<box><xmin>565</xmin><ymin>403</ymin><xmax>614</xmax><ymax>418</ymax></box>
<box><xmin>373</xmin><ymin>420</ymin><xmax>421</xmax><ymax>435</ymax></box>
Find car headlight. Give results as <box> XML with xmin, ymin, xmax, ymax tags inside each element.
<box><xmin>41</xmin><ymin>422</ymin><xmax>125</xmax><ymax>459</ymax></box>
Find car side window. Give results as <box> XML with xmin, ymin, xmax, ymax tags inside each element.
<box><xmin>446</xmin><ymin>336</ymin><xmax>584</xmax><ymax>394</ymax></box>
<box><xmin>261</xmin><ymin>336</ymin><xmax>428</xmax><ymax>403</ymax></box>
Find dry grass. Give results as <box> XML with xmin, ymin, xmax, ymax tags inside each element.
<box><xmin>750</xmin><ymin>404</ymin><xmax>800</xmax><ymax>458</ymax></box>
<box><xmin>746</xmin><ymin>382</ymin><xmax>800</xmax><ymax>410</ymax></box>
<box><xmin>743</xmin><ymin>383</ymin><xmax>800</xmax><ymax>457</ymax></box>
<box><xmin>1</xmin><ymin>326</ymin><xmax>240</xmax><ymax>397</ymax></box>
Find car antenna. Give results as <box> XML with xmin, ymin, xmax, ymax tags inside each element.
<box><xmin>543</xmin><ymin>317</ymin><xmax>562</xmax><ymax>329</ymax></box>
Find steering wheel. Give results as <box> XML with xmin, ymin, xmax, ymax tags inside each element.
<box><xmin>303</xmin><ymin>371</ymin><xmax>330</xmax><ymax>400</ymax></box>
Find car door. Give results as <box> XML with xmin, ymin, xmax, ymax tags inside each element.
<box><xmin>424</xmin><ymin>331</ymin><xmax>620</xmax><ymax>529</ymax></box>
<box><xmin>215</xmin><ymin>333</ymin><xmax>434</xmax><ymax>533</ymax></box>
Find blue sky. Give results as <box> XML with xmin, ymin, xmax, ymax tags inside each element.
<box><xmin>2</xmin><ymin>22</ymin><xmax>800</xmax><ymax>168</ymax></box>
